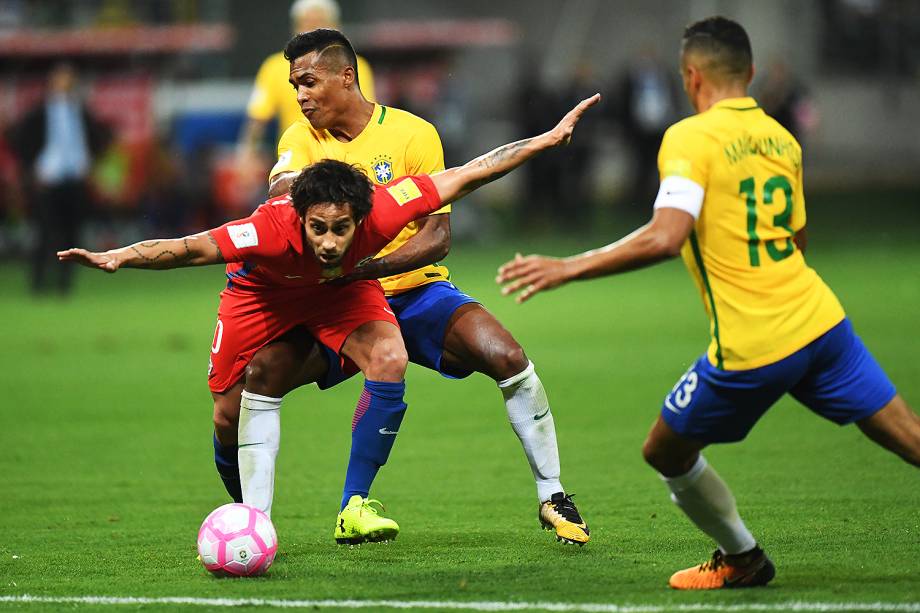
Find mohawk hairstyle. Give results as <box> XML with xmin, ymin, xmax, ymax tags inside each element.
<box><xmin>682</xmin><ymin>16</ymin><xmax>753</xmax><ymax>82</ymax></box>
<box><xmin>283</xmin><ymin>28</ymin><xmax>359</xmax><ymax>80</ymax></box>
<box><xmin>289</xmin><ymin>160</ymin><xmax>374</xmax><ymax>222</ymax></box>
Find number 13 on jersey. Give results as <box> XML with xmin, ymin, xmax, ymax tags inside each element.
<box><xmin>739</xmin><ymin>175</ymin><xmax>797</xmax><ymax>267</ymax></box>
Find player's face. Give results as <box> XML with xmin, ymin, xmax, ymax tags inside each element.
<box><xmin>302</xmin><ymin>202</ymin><xmax>358</xmax><ymax>268</ymax></box>
<box><xmin>289</xmin><ymin>52</ymin><xmax>347</xmax><ymax>131</ymax></box>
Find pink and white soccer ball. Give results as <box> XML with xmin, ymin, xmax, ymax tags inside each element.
<box><xmin>197</xmin><ymin>503</ymin><xmax>277</xmax><ymax>577</ymax></box>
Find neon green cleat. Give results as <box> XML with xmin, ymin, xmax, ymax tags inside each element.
<box><xmin>334</xmin><ymin>495</ymin><xmax>400</xmax><ymax>545</ymax></box>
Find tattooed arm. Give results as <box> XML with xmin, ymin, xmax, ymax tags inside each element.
<box><xmin>57</xmin><ymin>231</ymin><xmax>224</xmax><ymax>273</ymax></box>
<box><xmin>428</xmin><ymin>94</ymin><xmax>600</xmax><ymax>203</ymax></box>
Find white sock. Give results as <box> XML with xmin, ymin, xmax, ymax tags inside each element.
<box><xmin>662</xmin><ymin>455</ymin><xmax>756</xmax><ymax>555</ymax></box>
<box><xmin>238</xmin><ymin>390</ymin><xmax>282</xmax><ymax>518</ymax></box>
<box><xmin>498</xmin><ymin>361</ymin><xmax>563</xmax><ymax>502</ymax></box>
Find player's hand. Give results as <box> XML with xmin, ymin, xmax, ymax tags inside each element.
<box><xmin>328</xmin><ymin>259</ymin><xmax>382</xmax><ymax>285</ymax></box>
<box><xmin>496</xmin><ymin>253</ymin><xmax>571</xmax><ymax>303</ymax></box>
<box><xmin>548</xmin><ymin>93</ymin><xmax>601</xmax><ymax>147</ymax></box>
<box><xmin>57</xmin><ymin>248</ymin><xmax>121</xmax><ymax>273</ymax></box>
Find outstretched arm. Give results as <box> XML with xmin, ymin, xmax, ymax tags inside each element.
<box><xmin>57</xmin><ymin>230</ymin><xmax>224</xmax><ymax>273</ymax></box>
<box><xmin>497</xmin><ymin>207</ymin><xmax>695</xmax><ymax>303</ymax></box>
<box><xmin>428</xmin><ymin>93</ymin><xmax>601</xmax><ymax>204</ymax></box>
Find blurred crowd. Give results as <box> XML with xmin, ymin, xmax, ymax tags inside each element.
<box><xmin>0</xmin><ymin>0</ymin><xmax>819</xmax><ymax>296</ymax></box>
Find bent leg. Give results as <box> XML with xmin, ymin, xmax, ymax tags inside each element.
<box><xmin>238</xmin><ymin>390</ymin><xmax>282</xmax><ymax>516</ymax></box>
<box><xmin>338</xmin><ymin>320</ymin><xmax>409</xmax><ymax>508</ymax></box>
<box><xmin>245</xmin><ymin>326</ymin><xmax>329</xmax><ymax>397</ymax></box>
<box><xmin>342</xmin><ymin>319</ymin><xmax>408</xmax><ymax>382</ymax></box>
<box><xmin>440</xmin><ymin>303</ymin><xmax>527</xmax><ymax>380</ymax></box>
<box><xmin>857</xmin><ymin>394</ymin><xmax>920</xmax><ymax>467</ymax></box>
<box><xmin>237</xmin><ymin>328</ymin><xmax>334</xmax><ymax>516</ymax></box>
<box><xmin>441</xmin><ymin>303</ymin><xmax>565</xmax><ymax>503</ymax></box>
<box><xmin>643</xmin><ymin>416</ymin><xmax>756</xmax><ymax>555</ymax></box>
<box><xmin>212</xmin><ymin>382</ymin><xmax>244</xmax><ymax>502</ymax></box>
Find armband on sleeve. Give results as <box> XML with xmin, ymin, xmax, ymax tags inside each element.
<box><xmin>653</xmin><ymin>175</ymin><xmax>705</xmax><ymax>219</ymax></box>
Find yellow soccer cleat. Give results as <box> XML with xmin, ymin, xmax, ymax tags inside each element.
<box><xmin>669</xmin><ymin>547</ymin><xmax>775</xmax><ymax>590</ymax></box>
<box><xmin>334</xmin><ymin>495</ymin><xmax>399</xmax><ymax>545</ymax></box>
<box><xmin>539</xmin><ymin>492</ymin><xmax>589</xmax><ymax>545</ymax></box>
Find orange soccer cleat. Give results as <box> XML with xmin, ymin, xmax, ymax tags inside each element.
<box><xmin>668</xmin><ymin>547</ymin><xmax>775</xmax><ymax>590</ymax></box>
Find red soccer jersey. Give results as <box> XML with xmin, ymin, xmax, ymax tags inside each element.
<box><xmin>212</xmin><ymin>175</ymin><xmax>442</xmax><ymax>290</ymax></box>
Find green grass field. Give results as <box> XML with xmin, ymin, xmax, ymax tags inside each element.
<box><xmin>1</xmin><ymin>207</ymin><xmax>918</xmax><ymax>612</ymax></box>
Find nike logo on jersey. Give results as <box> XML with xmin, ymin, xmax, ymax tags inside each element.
<box><xmin>383</xmin><ymin>307</ymin><xmax>395</xmax><ymax>316</ymax></box>
<box><xmin>378</xmin><ymin>428</ymin><xmax>399</xmax><ymax>435</ymax></box>
<box><xmin>284</xmin><ymin>274</ymin><xmax>303</xmax><ymax>279</ymax></box>
<box><xmin>533</xmin><ymin>409</ymin><xmax>550</xmax><ymax>421</ymax></box>
<box><xmin>238</xmin><ymin>442</ymin><xmax>262</xmax><ymax>447</ymax></box>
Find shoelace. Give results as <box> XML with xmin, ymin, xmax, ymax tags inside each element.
<box><xmin>359</xmin><ymin>498</ymin><xmax>386</xmax><ymax>516</ymax></box>
<box><xmin>699</xmin><ymin>550</ymin><xmax>726</xmax><ymax>573</ymax></box>
<box><xmin>551</xmin><ymin>494</ymin><xmax>584</xmax><ymax>524</ymax></box>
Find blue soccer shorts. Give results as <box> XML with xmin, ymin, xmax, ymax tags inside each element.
<box><xmin>319</xmin><ymin>281</ymin><xmax>480</xmax><ymax>388</ymax></box>
<box><xmin>387</xmin><ymin>281</ymin><xmax>480</xmax><ymax>378</ymax></box>
<box><xmin>661</xmin><ymin>318</ymin><xmax>897</xmax><ymax>443</ymax></box>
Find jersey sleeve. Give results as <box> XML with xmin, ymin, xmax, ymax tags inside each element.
<box><xmin>246</xmin><ymin>56</ymin><xmax>279</xmax><ymax>122</ymax></box>
<box><xmin>405</xmin><ymin>120</ymin><xmax>450</xmax><ymax>215</ymax></box>
<box><xmin>270</xmin><ymin>122</ymin><xmax>312</xmax><ymax>182</ymax></box>
<box><xmin>365</xmin><ymin>175</ymin><xmax>444</xmax><ymax>241</ymax></box>
<box><xmin>658</xmin><ymin>122</ymin><xmax>710</xmax><ymax>190</ymax></box>
<box><xmin>210</xmin><ymin>206</ymin><xmax>290</xmax><ymax>263</ymax></box>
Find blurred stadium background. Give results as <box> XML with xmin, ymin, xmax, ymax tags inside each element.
<box><xmin>2</xmin><ymin>1</ymin><xmax>919</xmax><ymax>608</ymax></box>
<box><xmin>1</xmin><ymin>0</ymin><xmax>919</xmax><ymax>262</ymax></box>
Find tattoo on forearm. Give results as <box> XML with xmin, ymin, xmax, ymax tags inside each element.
<box><xmin>472</xmin><ymin>139</ymin><xmax>531</xmax><ymax>181</ymax></box>
<box><xmin>129</xmin><ymin>238</ymin><xmax>194</xmax><ymax>267</ymax></box>
<box><xmin>207</xmin><ymin>232</ymin><xmax>224</xmax><ymax>261</ymax></box>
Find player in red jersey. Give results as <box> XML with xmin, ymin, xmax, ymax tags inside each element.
<box><xmin>59</xmin><ymin>94</ymin><xmax>600</xmax><ymax>533</ymax></box>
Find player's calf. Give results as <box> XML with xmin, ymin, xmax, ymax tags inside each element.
<box><xmin>211</xmin><ymin>384</ymin><xmax>244</xmax><ymax>502</ymax></box>
<box><xmin>857</xmin><ymin>394</ymin><xmax>920</xmax><ymax>468</ymax></box>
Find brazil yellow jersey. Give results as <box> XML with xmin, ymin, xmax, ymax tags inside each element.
<box><xmin>658</xmin><ymin>97</ymin><xmax>845</xmax><ymax>370</ymax></box>
<box><xmin>246</xmin><ymin>51</ymin><xmax>375</xmax><ymax>139</ymax></box>
<box><xmin>270</xmin><ymin>103</ymin><xmax>450</xmax><ymax>295</ymax></box>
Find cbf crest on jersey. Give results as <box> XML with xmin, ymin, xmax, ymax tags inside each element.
<box><xmin>371</xmin><ymin>154</ymin><xmax>394</xmax><ymax>184</ymax></box>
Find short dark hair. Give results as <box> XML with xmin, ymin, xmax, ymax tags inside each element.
<box><xmin>289</xmin><ymin>159</ymin><xmax>374</xmax><ymax>222</ymax></box>
<box><xmin>283</xmin><ymin>28</ymin><xmax>358</xmax><ymax>77</ymax></box>
<box><xmin>682</xmin><ymin>16</ymin><xmax>752</xmax><ymax>82</ymax></box>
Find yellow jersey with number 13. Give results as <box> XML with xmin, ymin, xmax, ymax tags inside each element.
<box><xmin>658</xmin><ymin>97</ymin><xmax>844</xmax><ymax>370</ymax></box>
<box><xmin>270</xmin><ymin>103</ymin><xmax>449</xmax><ymax>295</ymax></box>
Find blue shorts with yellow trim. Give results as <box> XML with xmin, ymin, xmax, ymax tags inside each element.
<box><xmin>319</xmin><ymin>281</ymin><xmax>480</xmax><ymax>388</ymax></box>
<box><xmin>661</xmin><ymin>318</ymin><xmax>896</xmax><ymax>443</ymax></box>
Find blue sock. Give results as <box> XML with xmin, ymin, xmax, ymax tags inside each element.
<box><xmin>213</xmin><ymin>433</ymin><xmax>242</xmax><ymax>503</ymax></box>
<box><xmin>341</xmin><ymin>379</ymin><xmax>407</xmax><ymax>510</ymax></box>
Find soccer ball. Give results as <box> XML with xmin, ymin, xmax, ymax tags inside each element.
<box><xmin>197</xmin><ymin>503</ymin><xmax>277</xmax><ymax>577</ymax></box>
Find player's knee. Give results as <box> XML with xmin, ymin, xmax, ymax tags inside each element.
<box><xmin>367</xmin><ymin>341</ymin><xmax>408</xmax><ymax>381</ymax></box>
<box><xmin>642</xmin><ymin>436</ymin><xmax>666</xmax><ymax>471</ymax></box>
<box><xmin>212</xmin><ymin>401</ymin><xmax>239</xmax><ymax>444</ymax></box>
<box><xmin>489</xmin><ymin>342</ymin><xmax>528</xmax><ymax>381</ymax></box>
<box><xmin>245</xmin><ymin>351</ymin><xmax>287</xmax><ymax>396</ymax></box>
<box><xmin>642</xmin><ymin>436</ymin><xmax>687</xmax><ymax>475</ymax></box>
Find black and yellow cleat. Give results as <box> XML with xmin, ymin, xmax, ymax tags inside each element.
<box><xmin>539</xmin><ymin>492</ymin><xmax>589</xmax><ymax>545</ymax></box>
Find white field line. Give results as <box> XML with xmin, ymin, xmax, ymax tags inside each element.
<box><xmin>1</xmin><ymin>595</ymin><xmax>920</xmax><ymax>612</ymax></box>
